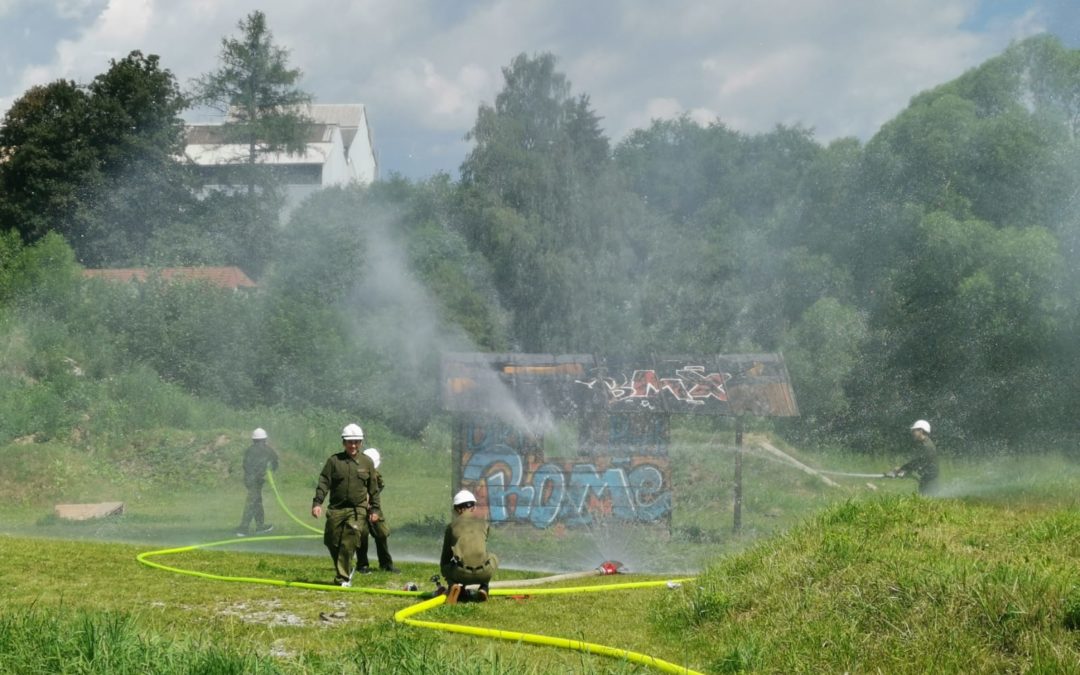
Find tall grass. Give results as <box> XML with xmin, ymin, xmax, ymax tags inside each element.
<box><xmin>0</xmin><ymin>609</ymin><xmax>273</xmax><ymax>674</ymax></box>
<box><xmin>651</xmin><ymin>495</ymin><xmax>1080</xmax><ymax>672</ymax></box>
<box><xmin>0</xmin><ymin>605</ymin><xmax>639</xmax><ymax>675</ymax></box>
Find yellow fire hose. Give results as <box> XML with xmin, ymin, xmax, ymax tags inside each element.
<box><xmin>395</xmin><ymin>590</ymin><xmax>699</xmax><ymax>675</ymax></box>
<box><xmin>135</xmin><ymin>470</ymin><xmax>704</xmax><ymax>674</ymax></box>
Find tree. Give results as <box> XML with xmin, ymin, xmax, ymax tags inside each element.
<box><xmin>781</xmin><ymin>297</ymin><xmax>867</xmax><ymax>441</ymax></box>
<box><xmin>461</xmin><ymin>52</ymin><xmax>608</xmax><ymax>223</ymax></box>
<box><xmin>854</xmin><ymin>212</ymin><xmax>1065</xmax><ymax>446</ymax></box>
<box><xmin>188</xmin><ymin>11</ymin><xmax>312</xmax><ymax>276</ymax></box>
<box><xmin>457</xmin><ymin>53</ymin><xmax>634</xmax><ymax>351</ymax></box>
<box><xmin>190</xmin><ymin>10</ymin><xmax>312</xmax><ymax>194</ymax></box>
<box><xmin>0</xmin><ymin>80</ymin><xmax>98</xmax><ymax>247</ymax></box>
<box><xmin>0</xmin><ymin>52</ymin><xmax>191</xmax><ymax>265</ymax></box>
<box><xmin>614</xmin><ymin>117</ymin><xmax>743</xmax><ymax>225</ymax></box>
<box><xmin>82</xmin><ymin>51</ymin><xmax>193</xmax><ymax>264</ymax></box>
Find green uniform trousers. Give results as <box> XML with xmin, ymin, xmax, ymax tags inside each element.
<box><xmin>358</xmin><ymin>519</ymin><xmax>393</xmax><ymax>569</ymax></box>
<box><xmin>238</xmin><ymin>482</ymin><xmax>265</xmax><ymax>531</ymax></box>
<box><xmin>442</xmin><ymin>554</ymin><xmax>499</xmax><ymax>587</ymax></box>
<box><xmin>324</xmin><ymin>507</ymin><xmax>369</xmax><ymax>584</ymax></box>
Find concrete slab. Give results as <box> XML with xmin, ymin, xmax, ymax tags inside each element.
<box><xmin>54</xmin><ymin>502</ymin><xmax>125</xmax><ymax>520</ymax></box>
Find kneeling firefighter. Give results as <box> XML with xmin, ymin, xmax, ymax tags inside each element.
<box><xmin>440</xmin><ymin>489</ymin><xmax>498</xmax><ymax>602</ymax></box>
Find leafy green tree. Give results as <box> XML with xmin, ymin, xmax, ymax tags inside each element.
<box><xmin>188</xmin><ymin>11</ymin><xmax>312</xmax><ymax>277</ymax></box>
<box><xmin>190</xmin><ymin>10</ymin><xmax>311</xmax><ymax>192</ymax></box>
<box><xmin>82</xmin><ymin>51</ymin><xmax>193</xmax><ymax>264</ymax></box>
<box><xmin>781</xmin><ymin>297</ymin><xmax>867</xmax><ymax>441</ymax></box>
<box><xmin>615</xmin><ymin>117</ymin><xmax>740</xmax><ymax>225</ymax></box>
<box><xmin>0</xmin><ymin>52</ymin><xmax>191</xmax><ymax>265</ymax></box>
<box><xmin>461</xmin><ymin>52</ymin><xmax>608</xmax><ymax>222</ymax></box>
<box><xmin>457</xmin><ymin>52</ymin><xmax>654</xmax><ymax>352</ymax></box>
<box><xmin>614</xmin><ymin>121</ymin><xmax>837</xmax><ymax>354</ymax></box>
<box><xmin>257</xmin><ymin>181</ymin><xmax>508</xmax><ymax>432</ymax></box>
<box><xmin>854</xmin><ymin>212</ymin><xmax>1064</xmax><ymax>446</ymax></box>
<box><xmin>0</xmin><ymin>81</ymin><xmax>98</xmax><ymax>247</ymax></box>
<box><xmin>850</xmin><ymin>35</ymin><xmax>1080</xmax><ymax>292</ymax></box>
<box><xmin>89</xmin><ymin>276</ymin><xmax>261</xmax><ymax>405</ymax></box>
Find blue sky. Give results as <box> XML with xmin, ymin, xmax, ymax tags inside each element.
<box><xmin>0</xmin><ymin>1</ymin><xmax>1073</xmax><ymax>180</ymax></box>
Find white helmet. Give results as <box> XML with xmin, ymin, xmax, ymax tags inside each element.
<box><xmin>251</xmin><ymin>428</ymin><xmax>268</xmax><ymax>440</ymax></box>
<box><xmin>453</xmin><ymin>489</ymin><xmax>477</xmax><ymax>506</ymax></box>
<box><xmin>341</xmin><ymin>423</ymin><xmax>365</xmax><ymax>440</ymax></box>
<box><xmin>910</xmin><ymin>419</ymin><xmax>931</xmax><ymax>434</ymax></box>
<box><xmin>363</xmin><ymin>448</ymin><xmax>381</xmax><ymax>468</ymax></box>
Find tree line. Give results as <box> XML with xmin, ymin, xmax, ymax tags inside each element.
<box><xmin>2</xmin><ymin>13</ymin><xmax>1079</xmax><ymax>452</ymax></box>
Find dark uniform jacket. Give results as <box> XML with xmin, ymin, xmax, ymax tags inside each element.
<box><xmin>440</xmin><ymin>512</ymin><xmax>491</xmax><ymax>569</ymax></box>
<box><xmin>312</xmin><ymin>452</ymin><xmax>381</xmax><ymax>514</ymax></box>
<box><xmin>899</xmin><ymin>436</ymin><xmax>938</xmax><ymax>482</ymax></box>
<box><xmin>242</xmin><ymin>442</ymin><xmax>279</xmax><ymax>488</ymax></box>
<box><xmin>370</xmin><ymin>470</ymin><xmax>391</xmax><ymax>539</ymax></box>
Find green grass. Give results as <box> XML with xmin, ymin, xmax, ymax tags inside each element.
<box><xmin>654</xmin><ymin>495</ymin><xmax>1080</xmax><ymax>673</ymax></box>
<box><xmin>4</xmin><ymin>485</ymin><xmax>1080</xmax><ymax>672</ymax></box>
<box><xmin>0</xmin><ymin>534</ymin><xmax>684</xmax><ymax>674</ymax></box>
<box><xmin>4</xmin><ymin>415</ymin><xmax>1080</xmax><ymax>672</ymax></box>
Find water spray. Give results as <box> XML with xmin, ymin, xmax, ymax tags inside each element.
<box><xmin>488</xmin><ymin>560</ymin><xmax>625</xmax><ymax>589</ymax></box>
<box><xmin>817</xmin><ymin>469</ymin><xmax>890</xmax><ymax>478</ymax></box>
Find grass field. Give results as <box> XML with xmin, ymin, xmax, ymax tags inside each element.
<box><xmin>3</xmin><ymin>424</ymin><xmax>1080</xmax><ymax>672</ymax></box>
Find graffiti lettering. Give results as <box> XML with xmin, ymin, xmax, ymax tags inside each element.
<box><xmin>461</xmin><ymin>451</ymin><xmax>671</xmax><ymax>528</ymax></box>
<box><xmin>678</xmin><ymin>366</ymin><xmax>728</xmax><ymax>402</ymax></box>
<box><xmin>576</xmin><ymin>365</ymin><xmax>728</xmax><ymax>406</ymax></box>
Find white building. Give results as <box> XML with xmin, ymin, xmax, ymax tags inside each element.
<box><xmin>184</xmin><ymin>104</ymin><xmax>377</xmax><ymax>213</ymax></box>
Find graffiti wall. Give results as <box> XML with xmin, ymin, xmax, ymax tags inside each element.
<box><xmin>454</xmin><ymin>416</ymin><xmax>671</xmax><ymax>528</ymax></box>
<box><xmin>443</xmin><ymin>352</ymin><xmax>798</xmax><ymax>529</ymax></box>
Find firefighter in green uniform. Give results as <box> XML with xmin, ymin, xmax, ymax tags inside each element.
<box><xmin>440</xmin><ymin>489</ymin><xmax>498</xmax><ymax>603</ymax></box>
<box><xmin>886</xmin><ymin>419</ymin><xmax>939</xmax><ymax>495</ymax></box>
<box><xmin>236</xmin><ymin>428</ymin><xmax>278</xmax><ymax>536</ymax></box>
<box><xmin>357</xmin><ymin>448</ymin><xmax>399</xmax><ymax>573</ymax></box>
<box><xmin>310</xmin><ymin>424</ymin><xmax>382</xmax><ymax>587</ymax></box>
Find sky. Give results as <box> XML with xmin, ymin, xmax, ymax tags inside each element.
<box><xmin>1</xmin><ymin>1</ymin><xmax>1078</xmax><ymax>180</ymax></box>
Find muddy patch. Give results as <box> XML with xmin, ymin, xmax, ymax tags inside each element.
<box><xmin>216</xmin><ymin>598</ymin><xmax>307</xmax><ymax>627</ymax></box>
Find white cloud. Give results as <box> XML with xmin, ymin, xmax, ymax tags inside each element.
<box><xmin>0</xmin><ymin>0</ymin><xmax>1057</xmax><ymax>176</ymax></box>
<box><xmin>586</xmin><ymin>0</ymin><xmax>1044</xmax><ymax>142</ymax></box>
<box><xmin>645</xmin><ymin>97</ymin><xmax>682</xmax><ymax>121</ymax></box>
<box><xmin>369</xmin><ymin>58</ymin><xmax>493</xmax><ymax>130</ymax></box>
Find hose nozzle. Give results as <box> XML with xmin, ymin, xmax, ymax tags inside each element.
<box><xmin>598</xmin><ymin>560</ymin><xmax>625</xmax><ymax>575</ymax></box>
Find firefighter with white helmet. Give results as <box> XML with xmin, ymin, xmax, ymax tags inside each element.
<box><xmin>311</xmin><ymin>423</ymin><xmax>382</xmax><ymax>586</ymax></box>
<box><xmin>235</xmin><ymin>427</ymin><xmax>278</xmax><ymax>536</ymax></box>
<box><xmin>356</xmin><ymin>447</ymin><xmax>399</xmax><ymax>573</ymax></box>
<box><xmin>886</xmin><ymin>419</ymin><xmax>939</xmax><ymax>495</ymax></box>
<box><xmin>440</xmin><ymin>489</ymin><xmax>498</xmax><ymax>603</ymax></box>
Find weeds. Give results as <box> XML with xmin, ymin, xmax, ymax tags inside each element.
<box><xmin>0</xmin><ymin>608</ymin><xmax>274</xmax><ymax>674</ymax></box>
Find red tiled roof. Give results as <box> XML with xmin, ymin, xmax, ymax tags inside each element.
<box><xmin>82</xmin><ymin>266</ymin><xmax>257</xmax><ymax>289</ymax></box>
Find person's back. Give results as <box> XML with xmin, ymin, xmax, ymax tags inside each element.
<box><xmin>243</xmin><ymin>441</ymin><xmax>278</xmax><ymax>486</ymax></box>
<box><xmin>440</xmin><ymin>490</ymin><xmax>497</xmax><ymax>602</ymax></box>
<box><xmin>445</xmin><ymin>511</ymin><xmax>490</xmax><ymax>568</ymax></box>
<box><xmin>237</xmin><ymin>428</ymin><xmax>278</xmax><ymax>536</ymax></box>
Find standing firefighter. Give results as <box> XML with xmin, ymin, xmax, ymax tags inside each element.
<box><xmin>357</xmin><ymin>448</ymin><xmax>399</xmax><ymax>573</ymax></box>
<box><xmin>236</xmin><ymin>427</ymin><xmax>278</xmax><ymax>537</ymax></box>
<box><xmin>311</xmin><ymin>424</ymin><xmax>382</xmax><ymax>587</ymax></box>
<box><xmin>440</xmin><ymin>489</ymin><xmax>498</xmax><ymax>603</ymax></box>
<box><xmin>886</xmin><ymin>419</ymin><xmax>939</xmax><ymax>495</ymax></box>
